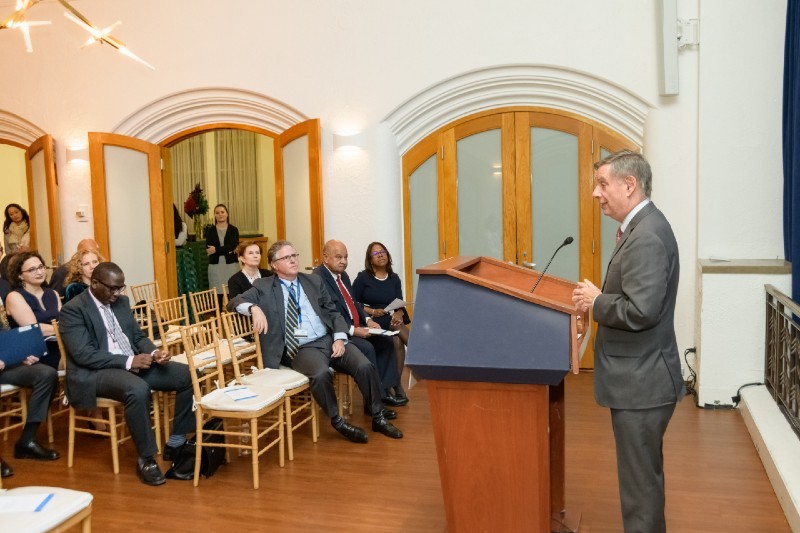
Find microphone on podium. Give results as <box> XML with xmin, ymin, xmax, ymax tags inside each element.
<box><xmin>529</xmin><ymin>236</ymin><xmax>574</xmax><ymax>293</ymax></box>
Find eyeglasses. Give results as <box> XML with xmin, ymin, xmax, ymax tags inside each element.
<box><xmin>94</xmin><ymin>278</ymin><xmax>127</xmax><ymax>295</ymax></box>
<box><xmin>371</xmin><ymin>250</ymin><xmax>387</xmax><ymax>257</ymax></box>
<box><xmin>274</xmin><ymin>253</ymin><xmax>300</xmax><ymax>263</ymax></box>
<box><xmin>22</xmin><ymin>264</ymin><xmax>47</xmax><ymax>274</ymax></box>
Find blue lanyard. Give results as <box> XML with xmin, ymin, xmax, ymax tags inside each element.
<box><xmin>282</xmin><ymin>280</ymin><xmax>302</xmax><ymax>323</ymax></box>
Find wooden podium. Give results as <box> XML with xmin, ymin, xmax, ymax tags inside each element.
<box><xmin>406</xmin><ymin>256</ymin><xmax>589</xmax><ymax>533</ymax></box>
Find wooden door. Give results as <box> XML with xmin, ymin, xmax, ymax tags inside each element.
<box><xmin>25</xmin><ymin>134</ymin><xmax>62</xmax><ymax>266</ymax></box>
<box><xmin>274</xmin><ymin>119</ymin><xmax>323</xmax><ymax>271</ymax></box>
<box><xmin>88</xmin><ymin>133</ymin><xmax>171</xmax><ymax>298</ymax></box>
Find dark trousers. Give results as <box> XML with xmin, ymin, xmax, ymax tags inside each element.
<box><xmin>349</xmin><ymin>336</ymin><xmax>399</xmax><ymax>396</ymax></box>
<box><xmin>0</xmin><ymin>362</ymin><xmax>58</xmax><ymax>425</ymax></box>
<box><xmin>94</xmin><ymin>361</ymin><xmax>194</xmax><ymax>459</ymax></box>
<box><xmin>288</xmin><ymin>336</ymin><xmax>383</xmax><ymax>418</ymax></box>
<box><xmin>611</xmin><ymin>403</ymin><xmax>676</xmax><ymax>533</ymax></box>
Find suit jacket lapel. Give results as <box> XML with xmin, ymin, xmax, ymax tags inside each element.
<box><xmin>602</xmin><ymin>202</ymin><xmax>657</xmax><ymax>290</ymax></box>
<box><xmin>270</xmin><ymin>276</ymin><xmax>287</xmax><ymax>333</ymax></box>
<box><xmin>82</xmin><ymin>291</ymin><xmax>109</xmax><ymax>351</ymax></box>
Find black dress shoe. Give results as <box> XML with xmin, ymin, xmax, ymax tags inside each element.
<box><xmin>382</xmin><ymin>395</ymin><xmax>409</xmax><ymax>407</ymax></box>
<box><xmin>137</xmin><ymin>459</ymin><xmax>166</xmax><ymax>486</ymax></box>
<box><xmin>0</xmin><ymin>457</ymin><xmax>13</xmax><ymax>478</ymax></box>
<box><xmin>163</xmin><ymin>444</ymin><xmax>184</xmax><ymax>462</ymax></box>
<box><xmin>395</xmin><ymin>390</ymin><xmax>409</xmax><ymax>403</ymax></box>
<box><xmin>14</xmin><ymin>440</ymin><xmax>60</xmax><ymax>461</ymax></box>
<box><xmin>363</xmin><ymin>406</ymin><xmax>396</xmax><ymax>420</ymax></box>
<box><xmin>372</xmin><ymin>416</ymin><xmax>403</xmax><ymax>439</ymax></box>
<box><xmin>332</xmin><ymin>419</ymin><xmax>368</xmax><ymax>443</ymax></box>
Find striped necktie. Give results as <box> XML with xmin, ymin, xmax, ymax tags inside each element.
<box><xmin>285</xmin><ymin>282</ymin><xmax>300</xmax><ymax>359</ymax></box>
<box><xmin>102</xmin><ymin>305</ymin><xmax>134</xmax><ymax>356</ymax></box>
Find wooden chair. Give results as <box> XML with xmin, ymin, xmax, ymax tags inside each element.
<box><xmin>0</xmin><ymin>486</ymin><xmax>93</xmax><ymax>530</ymax></box>
<box><xmin>152</xmin><ymin>294</ymin><xmax>190</xmax><ymax>355</ymax></box>
<box><xmin>179</xmin><ymin>317</ymin><xmax>285</xmax><ymax>489</ymax></box>
<box><xmin>53</xmin><ymin>322</ymin><xmax>162</xmax><ymax>474</ymax></box>
<box><xmin>45</xmin><ymin>320</ymin><xmax>70</xmax><ymax>444</ymax></box>
<box><xmin>130</xmin><ymin>281</ymin><xmax>160</xmax><ymax>305</ymax></box>
<box><xmin>335</xmin><ymin>372</ymin><xmax>355</xmax><ymax>416</ymax></box>
<box><xmin>188</xmin><ymin>288</ymin><xmax>221</xmax><ymax>325</ymax></box>
<box><xmin>130</xmin><ymin>302</ymin><xmax>155</xmax><ymax>340</ymax></box>
<box><xmin>221</xmin><ymin>283</ymin><xmax>230</xmax><ymax>309</ymax></box>
<box><xmin>221</xmin><ymin>311</ymin><xmax>318</xmax><ymax>461</ymax></box>
<box><xmin>0</xmin><ymin>384</ymin><xmax>27</xmax><ymax>443</ymax></box>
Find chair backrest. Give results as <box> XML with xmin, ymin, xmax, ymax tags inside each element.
<box><xmin>188</xmin><ymin>288</ymin><xmax>220</xmax><ymax>324</ymax></box>
<box><xmin>130</xmin><ymin>281</ymin><xmax>160</xmax><ymax>305</ymax></box>
<box><xmin>221</xmin><ymin>311</ymin><xmax>262</xmax><ymax>383</ymax></box>
<box><xmin>179</xmin><ymin>318</ymin><xmax>225</xmax><ymax>399</ymax></box>
<box><xmin>51</xmin><ymin>319</ymin><xmax>67</xmax><ymax>370</ymax></box>
<box><xmin>129</xmin><ymin>302</ymin><xmax>155</xmax><ymax>340</ymax></box>
<box><xmin>221</xmin><ymin>283</ymin><xmax>229</xmax><ymax>309</ymax></box>
<box><xmin>153</xmin><ymin>295</ymin><xmax>190</xmax><ymax>353</ymax></box>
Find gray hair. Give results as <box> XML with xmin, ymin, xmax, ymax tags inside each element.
<box><xmin>595</xmin><ymin>149</ymin><xmax>652</xmax><ymax>197</ymax></box>
<box><xmin>267</xmin><ymin>240</ymin><xmax>294</xmax><ymax>264</ymax></box>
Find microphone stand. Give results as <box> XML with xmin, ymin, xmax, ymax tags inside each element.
<box><xmin>530</xmin><ymin>237</ymin><xmax>574</xmax><ymax>293</ymax></box>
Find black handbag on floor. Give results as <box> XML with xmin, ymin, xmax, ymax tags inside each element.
<box><xmin>166</xmin><ymin>418</ymin><xmax>226</xmax><ymax>480</ymax></box>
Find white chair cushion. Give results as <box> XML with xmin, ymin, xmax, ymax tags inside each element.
<box><xmin>0</xmin><ymin>486</ymin><xmax>93</xmax><ymax>533</ymax></box>
<box><xmin>241</xmin><ymin>367</ymin><xmax>309</xmax><ymax>389</ymax></box>
<box><xmin>0</xmin><ymin>384</ymin><xmax>20</xmax><ymax>394</ymax></box>
<box><xmin>199</xmin><ymin>384</ymin><xmax>284</xmax><ymax>412</ymax></box>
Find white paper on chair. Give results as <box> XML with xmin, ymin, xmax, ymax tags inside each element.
<box><xmin>224</xmin><ymin>386</ymin><xmax>258</xmax><ymax>401</ymax></box>
<box><xmin>383</xmin><ymin>299</ymin><xmax>411</xmax><ymax>313</ymax></box>
<box><xmin>0</xmin><ymin>492</ymin><xmax>54</xmax><ymax>512</ymax></box>
<box><xmin>367</xmin><ymin>328</ymin><xmax>399</xmax><ymax>337</ymax></box>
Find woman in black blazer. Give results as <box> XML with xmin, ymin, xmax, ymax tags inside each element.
<box><xmin>227</xmin><ymin>240</ymin><xmax>272</xmax><ymax>300</ymax></box>
<box><xmin>204</xmin><ymin>204</ymin><xmax>239</xmax><ymax>301</ymax></box>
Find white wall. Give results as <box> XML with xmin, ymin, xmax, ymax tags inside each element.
<box><xmin>0</xmin><ymin>0</ymin><xmax>787</xmax><ymax>370</ymax></box>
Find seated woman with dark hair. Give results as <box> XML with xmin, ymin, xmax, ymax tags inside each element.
<box><xmin>352</xmin><ymin>241</ymin><xmax>411</xmax><ymax>403</ymax></box>
<box><xmin>63</xmin><ymin>248</ymin><xmax>105</xmax><ymax>303</ymax></box>
<box><xmin>227</xmin><ymin>240</ymin><xmax>272</xmax><ymax>300</ymax></box>
<box><xmin>5</xmin><ymin>251</ymin><xmax>62</xmax><ymax>370</ymax></box>
<box><xmin>0</xmin><ymin>291</ymin><xmax>60</xmax><ymax>479</ymax></box>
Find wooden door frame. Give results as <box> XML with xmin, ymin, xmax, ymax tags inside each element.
<box><xmin>89</xmin><ymin>132</ymin><xmax>167</xmax><ymax>297</ymax></box>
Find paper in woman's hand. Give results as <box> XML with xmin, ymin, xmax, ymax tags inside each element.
<box><xmin>383</xmin><ymin>298</ymin><xmax>410</xmax><ymax>313</ymax></box>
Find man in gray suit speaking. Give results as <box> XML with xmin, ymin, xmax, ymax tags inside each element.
<box><xmin>572</xmin><ymin>150</ymin><xmax>685</xmax><ymax>533</ymax></box>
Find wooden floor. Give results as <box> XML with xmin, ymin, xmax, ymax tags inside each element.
<box><xmin>0</xmin><ymin>372</ymin><xmax>790</xmax><ymax>532</ymax></box>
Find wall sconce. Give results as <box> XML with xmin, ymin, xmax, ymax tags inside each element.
<box><xmin>333</xmin><ymin>131</ymin><xmax>367</xmax><ymax>151</ymax></box>
<box><xmin>66</xmin><ymin>146</ymin><xmax>89</xmax><ymax>163</ymax></box>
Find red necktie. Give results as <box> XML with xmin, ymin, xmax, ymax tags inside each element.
<box><xmin>336</xmin><ymin>275</ymin><xmax>360</xmax><ymax>328</ymax></box>
<box><xmin>616</xmin><ymin>227</ymin><xmax>623</xmax><ymax>244</ymax></box>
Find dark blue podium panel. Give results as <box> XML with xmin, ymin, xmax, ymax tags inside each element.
<box><xmin>407</xmin><ymin>275</ymin><xmax>570</xmax><ymax>385</ymax></box>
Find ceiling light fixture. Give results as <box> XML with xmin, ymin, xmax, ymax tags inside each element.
<box><xmin>0</xmin><ymin>0</ymin><xmax>154</xmax><ymax>69</ymax></box>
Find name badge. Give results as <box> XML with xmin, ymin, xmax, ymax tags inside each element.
<box><xmin>293</xmin><ymin>328</ymin><xmax>308</xmax><ymax>338</ymax></box>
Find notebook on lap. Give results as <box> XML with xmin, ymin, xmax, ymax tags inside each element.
<box><xmin>0</xmin><ymin>323</ymin><xmax>47</xmax><ymax>367</ymax></box>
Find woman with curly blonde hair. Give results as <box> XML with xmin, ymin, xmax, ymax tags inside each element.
<box><xmin>63</xmin><ymin>248</ymin><xmax>105</xmax><ymax>303</ymax></box>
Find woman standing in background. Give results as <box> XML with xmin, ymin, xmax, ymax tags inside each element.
<box><xmin>3</xmin><ymin>204</ymin><xmax>31</xmax><ymax>254</ymax></box>
<box><xmin>205</xmin><ymin>204</ymin><xmax>239</xmax><ymax>304</ymax></box>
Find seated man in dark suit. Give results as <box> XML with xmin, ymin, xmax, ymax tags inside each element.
<box><xmin>313</xmin><ymin>240</ymin><xmax>404</xmax><ymax>411</ymax></box>
<box><xmin>228</xmin><ymin>240</ymin><xmax>403</xmax><ymax>443</ymax></box>
<box><xmin>59</xmin><ymin>262</ymin><xmax>195</xmax><ymax>486</ymax></box>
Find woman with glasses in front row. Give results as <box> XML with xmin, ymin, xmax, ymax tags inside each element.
<box><xmin>5</xmin><ymin>251</ymin><xmax>62</xmax><ymax>371</ymax></box>
<box><xmin>352</xmin><ymin>242</ymin><xmax>410</xmax><ymax>404</ymax></box>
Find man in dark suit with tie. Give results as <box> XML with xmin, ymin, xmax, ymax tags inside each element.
<box><xmin>572</xmin><ymin>150</ymin><xmax>685</xmax><ymax>533</ymax></box>
<box><xmin>228</xmin><ymin>240</ymin><xmax>403</xmax><ymax>443</ymax></box>
<box><xmin>59</xmin><ymin>262</ymin><xmax>195</xmax><ymax>486</ymax></box>
<box><xmin>313</xmin><ymin>239</ymin><xmax>404</xmax><ymax>411</ymax></box>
